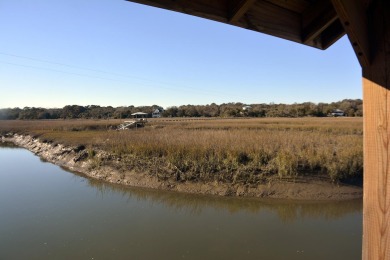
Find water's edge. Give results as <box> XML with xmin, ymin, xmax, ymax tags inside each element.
<box><xmin>1</xmin><ymin>133</ymin><xmax>362</xmax><ymax>200</ymax></box>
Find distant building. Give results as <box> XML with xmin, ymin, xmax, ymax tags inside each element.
<box><xmin>331</xmin><ymin>109</ymin><xmax>345</xmax><ymax>117</ymax></box>
<box><xmin>242</xmin><ymin>105</ymin><xmax>252</xmax><ymax>111</ymax></box>
<box><xmin>152</xmin><ymin>109</ymin><xmax>161</xmax><ymax>118</ymax></box>
<box><xmin>131</xmin><ymin>112</ymin><xmax>148</xmax><ymax>118</ymax></box>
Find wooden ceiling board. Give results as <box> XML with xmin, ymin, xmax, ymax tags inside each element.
<box><xmin>246</xmin><ymin>0</ymin><xmax>302</xmax><ymax>42</ymax></box>
<box><xmin>264</xmin><ymin>0</ymin><xmax>311</xmax><ymax>14</ymax></box>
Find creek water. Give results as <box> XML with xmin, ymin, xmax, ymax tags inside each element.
<box><xmin>0</xmin><ymin>146</ymin><xmax>362</xmax><ymax>260</ymax></box>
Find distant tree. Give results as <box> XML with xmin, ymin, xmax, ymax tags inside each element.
<box><xmin>0</xmin><ymin>108</ymin><xmax>21</xmax><ymax>120</ymax></box>
<box><xmin>62</xmin><ymin>105</ymin><xmax>86</xmax><ymax>119</ymax></box>
<box><xmin>0</xmin><ymin>99</ymin><xmax>363</xmax><ymax>120</ymax></box>
<box><xmin>162</xmin><ymin>106</ymin><xmax>178</xmax><ymax>117</ymax></box>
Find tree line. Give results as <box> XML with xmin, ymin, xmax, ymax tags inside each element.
<box><xmin>0</xmin><ymin>99</ymin><xmax>362</xmax><ymax>120</ymax></box>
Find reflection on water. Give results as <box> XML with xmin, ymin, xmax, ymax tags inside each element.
<box><xmin>86</xmin><ymin>177</ymin><xmax>362</xmax><ymax>222</ymax></box>
<box><xmin>0</xmin><ymin>140</ymin><xmax>19</xmax><ymax>148</ymax></box>
<box><xmin>0</xmin><ymin>148</ymin><xmax>362</xmax><ymax>260</ymax></box>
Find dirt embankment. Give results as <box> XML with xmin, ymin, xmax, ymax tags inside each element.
<box><xmin>1</xmin><ymin>134</ymin><xmax>362</xmax><ymax>200</ymax></box>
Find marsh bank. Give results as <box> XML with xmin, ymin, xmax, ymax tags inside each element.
<box><xmin>1</xmin><ymin>133</ymin><xmax>362</xmax><ymax>200</ymax></box>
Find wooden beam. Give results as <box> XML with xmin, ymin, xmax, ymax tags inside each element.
<box><xmin>331</xmin><ymin>0</ymin><xmax>370</xmax><ymax>67</ymax></box>
<box><xmin>302</xmin><ymin>0</ymin><xmax>338</xmax><ymax>44</ymax></box>
<box><xmin>363</xmin><ymin>81</ymin><xmax>390</xmax><ymax>260</ymax></box>
<box><xmin>320</xmin><ymin>19</ymin><xmax>345</xmax><ymax>50</ymax></box>
<box><xmin>362</xmin><ymin>0</ymin><xmax>390</xmax><ymax>259</ymax></box>
<box><xmin>228</xmin><ymin>0</ymin><xmax>257</xmax><ymax>23</ymax></box>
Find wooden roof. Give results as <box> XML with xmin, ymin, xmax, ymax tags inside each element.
<box><xmin>126</xmin><ymin>0</ymin><xmax>352</xmax><ymax>50</ymax></box>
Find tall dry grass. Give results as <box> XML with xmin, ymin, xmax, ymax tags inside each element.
<box><xmin>0</xmin><ymin>117</ymin><xmax>363</xmax><ymax>183</ymax></box>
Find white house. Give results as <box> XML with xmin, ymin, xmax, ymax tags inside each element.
<box><xmin>152</xmin><ymin>109</ymin><xmax>161</xmax><ymax>118</ymax></box>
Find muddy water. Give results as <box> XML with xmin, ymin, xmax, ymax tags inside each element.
<box><xmin>0</xmin><ymin>147</ymin><xmax>362</xmax><ymax>260</ymax></box>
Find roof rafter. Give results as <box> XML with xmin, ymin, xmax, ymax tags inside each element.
<box><xmin>302</xmin><ymin>0</ymin><xmax>338</xmax><ymax>44</ymax></box>
<box><xmin>228</xmin><ymin>0</ymin><xmax>257</xmax><ymax>23</ymax></box>
<box><xmin>320</xmin><ymin>19</ymin><xmax>345</xmax><ymax>49</ymax></box>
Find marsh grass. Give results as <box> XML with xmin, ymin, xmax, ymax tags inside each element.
<box><xmin>0</xmin><ymin>117</ymin><xmax>363</xmax><ymax>183</ymax></box>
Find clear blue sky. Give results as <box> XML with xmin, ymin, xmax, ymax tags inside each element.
<box><xmin>0</xmin><ymin>0</ymin><xmax>362</xmax><ymax>109</ymax></box>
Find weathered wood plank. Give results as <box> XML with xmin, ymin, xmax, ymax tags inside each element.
<box><xmin>362</xmin><ymin>1</ymin><xmax>390</xmax><ymax>259</ymax></box>
<box><xmin>331</xmin><ymin>0</ymin><xmax>370</xmax><ymax>67</ymax></box>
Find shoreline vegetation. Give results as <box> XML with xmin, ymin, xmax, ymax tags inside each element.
<box><xmin>0</xmin><ymin>117</ymin><xmax>363</xmax><ymax>200</ymax></box>
<box><xmin>0</xmin><ymin>99</ymin><xmax>362</xmax><ymax>120</ymax></box>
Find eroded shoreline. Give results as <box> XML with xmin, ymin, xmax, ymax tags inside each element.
<box><xmin>1</xmin><ymin>133</ymin><xmax>362</xmax><ymax>200</ymax></box>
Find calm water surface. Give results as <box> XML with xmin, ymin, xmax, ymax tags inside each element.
<box><xmin>0</xmin><ymin>147</ymin><xmax>362</xmax><ymax>260</ymax></box>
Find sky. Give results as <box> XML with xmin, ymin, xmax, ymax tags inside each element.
<box><xmin>0</xmin><ymin>0</ymin><xmax>362</xmax><ymax>109</ymax></box>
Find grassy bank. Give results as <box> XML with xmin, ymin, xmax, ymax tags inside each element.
<box><xmin>0</xmin><ymin>117</ymin><xmax>363</xmax><ymax>184</ymax></box>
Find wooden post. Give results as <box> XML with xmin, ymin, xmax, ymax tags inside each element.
<box><xmin>362</xmin><ymin>1</ymin><xmax>390</xmax><ymax>259</ymax></box>
<box><xmin>332</xmin><ymin>0</ymin><xmax>390</xmax><ymax>258</ymax></box>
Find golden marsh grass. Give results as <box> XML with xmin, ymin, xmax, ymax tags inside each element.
<box><xmin>0</xmin><ymin>117</ymin><xmax>363</xmax><ymax>183</ymax></box>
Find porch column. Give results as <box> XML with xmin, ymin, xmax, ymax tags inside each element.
<box><xmin>332</xmin><ymin>0</ymin><xmax>390</xmax><ymax>258</ymax></box>
<box><xmin>361</xmin><ymin>1</ymin><xmax>390</xmax><ymax>259</ymax></box>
